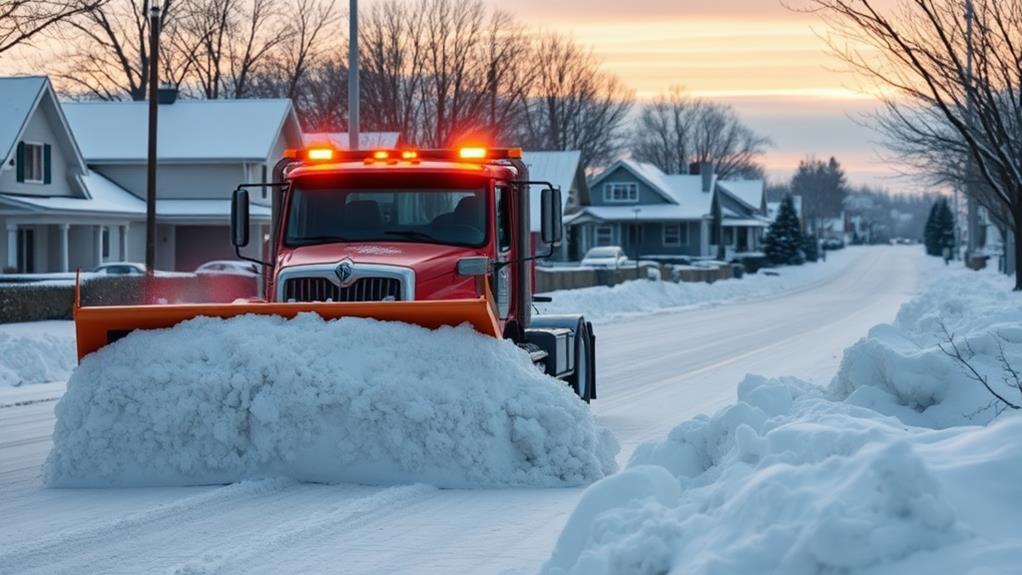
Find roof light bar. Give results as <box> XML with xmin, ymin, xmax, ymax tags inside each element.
<box><xmin>282</xmin><ymin>147</ymin><xmax>524</xmax><ymax>165</ymax></box>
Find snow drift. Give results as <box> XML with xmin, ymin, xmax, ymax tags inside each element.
<box><xmin>545</xmin><ymin>376</ymin><xmax>1022</xmax><ymax>575</ymax></box>
<box><xmin>0</xmin><ymin>322</ymin><xmax>76</xmax><ymax>387</ymax></box>
<box><xmin>832</xmin><ymin>265</ymin><xmax>1022</xmax><ymax>427</ymax></box>
<box><xmin>45</xmin><ymin>314</ymin><xmax>618</xmax><ymax>488</ymax></box>
<box><xmin>544</xmin><ymin>264</ymin><xmax>1022</xmax><ymax>575</ymax></box>
<box><xmin>539</xmin><ymin>247</ymin><xmax>861</xmax><ymax>322</ymax></box>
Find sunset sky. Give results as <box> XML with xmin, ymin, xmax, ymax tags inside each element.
<box><xmin>483</xmin><ymin>0</ymin><xmax>907</xmax><ymax>189</ymax></box>
<box><xmin>0</xmin><ymin>0</ymin><xmax>912</xmax><ymax>189</ymax></box>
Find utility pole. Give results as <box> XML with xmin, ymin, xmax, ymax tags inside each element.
<box><xmin>348</xmin><ymin>0</ymin><xmax>359</xmax><ymax>151</ymax></box>
<box><xmin>145</xmin><ymin>1</ymin><xmax>161</xmax><ymax>274</ymax></box>
<box><xmin>964</xmin><ymin>0</ymin><xmax>979</xmax><ymax>261</ymax></box>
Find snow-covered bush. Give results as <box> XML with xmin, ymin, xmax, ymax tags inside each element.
<box><xmin>45</xmin><ymin>314</ymin><xmax>618</xmax><ymax>488</ymax></box>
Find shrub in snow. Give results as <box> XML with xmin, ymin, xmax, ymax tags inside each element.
<box><xmin>764</xmin><ymin>194</ymin><xmax>804</xmax><ymax>265</ymax></box>
<box><xmin>44</xmin><ymin>314</ymin><xmax>618</xmax><ymax>488</ymax></box>
<box><xmin>0</xmin><ymin>324</ymin><xmax>75</xmax><ymax>386</ymax></box>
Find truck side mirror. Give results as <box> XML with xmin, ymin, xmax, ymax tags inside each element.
<box><xmin>231</xmin><ymin>188</ymin><xmax>250</xmax><ymax>247</ymax></box>
<box><xmin>541</xmin><ymin>187</ymin><xmax>563</xmax><ymax>247</ymax></box>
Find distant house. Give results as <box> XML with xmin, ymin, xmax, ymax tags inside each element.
<box><xmin>0</xmin><ymin>77</ymin><xmax>144</xmax><ymax>273</ymax></box>
<box><xmin>565</xmin><ymin>160</ymin><xmax>768</xmax><ymax>261</ymax></box>
<box><xmin>63</xmin><ymin>90</ymin><xmax>304</xmax><ymax>271</ymax></box>
<box><xmin>523</xmin><ymin>150</ymin><xmax>588</xmax><ymax>260</ymax></box>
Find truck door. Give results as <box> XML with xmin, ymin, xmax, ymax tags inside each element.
<box><xmin>494</xmin><ymin>184</ymin><xmax>513</xmax><ymax>318</ymax></box>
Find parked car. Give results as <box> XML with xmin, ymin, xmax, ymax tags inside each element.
<box><xmin>822</xmin><ymin>238</ymin><xmax>845</xmax><ymax>250</ymax></box>
<box><xmin>581</xmin><ymin>246</ymin><xmax>629</xmax><ymax>269</ymax></box>
<box><xmin>93</xmin><ymin>262</ymin><xmax>146</xmax><ymax>275</ymax></box>
<box><xmin>195</xmin><ymin>260</ymin><xmax>261</xmax><ymax>277</ymax></box>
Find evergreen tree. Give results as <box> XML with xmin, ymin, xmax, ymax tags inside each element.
<box><xmin>803</xmin><ymin>233</ymin><xmax>819</xmax><ymax>263</ymax></box>
<box><xmin>924</xmin><ymin>198</ymin><xmax>955</xmax><ymax>257</ymax></box>
<box><xmin>765</xmin><ymin>195</ymin><xmax>805</xmax><ymax>265</ymax></box>
<box><xmin>924</xmin><ymin>201</ymin><xmax>941</xmax><ymax>255</ymax></box>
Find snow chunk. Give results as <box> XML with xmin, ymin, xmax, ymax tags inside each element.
<box><xmin>0</xmin><ymin>321</ymin><xmax>75</xmax><ymax>387</ymax></box>
<box><xmin>45</xmin><ymin>314</ymin><xmax>618</xmax><ymax>488</ymax></box>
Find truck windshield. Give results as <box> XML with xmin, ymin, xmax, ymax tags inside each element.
<box><xmin>285</xmin><ymin>186</ymin><xmax>488</xmax><ymax>248</ymax></box>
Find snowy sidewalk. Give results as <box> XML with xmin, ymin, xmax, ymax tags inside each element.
<box><xmin>539</xmin><ymin>246</ymin><xmax>866</xmax><ymax>322</ymax></box>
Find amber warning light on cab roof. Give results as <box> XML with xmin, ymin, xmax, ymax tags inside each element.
<box><xmin>282</xmin><ymin>146</ymin><xmax>523</xmax><ymax>165</ymax></box>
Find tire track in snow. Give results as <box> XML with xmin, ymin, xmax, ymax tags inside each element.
<box><xmin>0</xmin><ymin>478</ymin><xmax>295</xmax><ymax>572</ymax></box>
<box><xmin>169</xmin><ymin>483</ymin><xmax>437</xmax><ymax>574</ymax></box>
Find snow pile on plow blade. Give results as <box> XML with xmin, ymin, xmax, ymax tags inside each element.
<box><xmin>45</xmin><ymin>314</ymin><xmax>618</xmax><ymax>488</ymax></box>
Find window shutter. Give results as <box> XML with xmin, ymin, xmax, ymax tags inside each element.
<box><xmin>15</xmin><ymin>142</ymin><xmax>24</xmax><ymax>182</ymax></box>
<box><xmin>43</xmin><ymin>144</ymin><xmax>52</xmax><ymax>184</ymax></box>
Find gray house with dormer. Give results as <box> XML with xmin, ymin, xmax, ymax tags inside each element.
<box><xmin>565</xmin><ymin>159</ymin><xmax>769</xmax><ymax>261</ymax></box>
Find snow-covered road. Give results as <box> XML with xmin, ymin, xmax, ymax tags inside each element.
<box><xmin>0</xmin><ymin>246</ymin><xmax>923</xmax><ymax>575</ymax></box>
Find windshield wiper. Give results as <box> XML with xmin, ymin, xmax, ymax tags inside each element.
<box><xmin>384</xmin><ymin>230</ymin><xmax>442</xmax><ymax>243</ymax></box>
<box><xmin>288</xmin><ymin>235</ymin><xmax>353</xmax><ymax>246</ymax></box>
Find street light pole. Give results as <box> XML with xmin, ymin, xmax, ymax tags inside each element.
<box><xmin>633</xmin><ymin>207</ymin><xmax>641</xmax><ymax>279</ymax></box>
<box><xmin>144</xmin><ymin>2</ymin><xmax>161</xmax><ymax>275</ymax></box>
<box><xmin>964</xmin><ymin>0</ymin><xmax>979</xmax><ymax>261</ymax></box>
<box><xmin>347</xmin><ymin>0</ymin><xmax>359</xmax><ymax>151</ymax></box>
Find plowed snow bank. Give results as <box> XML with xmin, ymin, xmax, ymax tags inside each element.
<box><xmin>545</xmin><ymin>264</ymin><xmax>1022</xmax><ymax>575</ymax></box>
<box><xmin>45</xmin><ymin>314</ymin><xmax>618</xmax><ymax>488</ymax></box>
<box><xmin>0</xmin><ymin>322</ymin><xmax>75</xmax><ymax>386</ymax></box>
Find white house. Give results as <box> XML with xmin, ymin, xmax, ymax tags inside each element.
<box><xmin>63</xmin><ymin>91</ymin><xmax>303</xmax><ymax>271</ymax></box>
<box><xmin>523</xmin><ymin>150</ymin><xmax>588</xmax><ymax>260</ymax></box>
<box><xmin>0</xmin><ymin>76</ymin><xmax>144</xmax><ymax>273</ymax></box>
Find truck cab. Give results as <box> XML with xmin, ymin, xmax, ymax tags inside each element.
<box><xmin>231</xmin><ymin>146</ymin><xmax>596</xmax><ymax>401</ymax></box>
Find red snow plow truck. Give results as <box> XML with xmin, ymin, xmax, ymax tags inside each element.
<box><xmin>74</xmin><ymin>146</ymin><xmax>597</xmax><ymax>402</ymax></box>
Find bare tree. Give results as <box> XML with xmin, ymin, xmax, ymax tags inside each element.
<box><xmin>632</xmin><ymin>87</ymin><xmax>770</xmax><ymax>178</ymax></box>
<box><xmin>520</xmin><ymin>33</ymin><xmax>633</xmax><ymax>170</ymax></box>
<box><xmin>803</xmin><ymin>0</ymin><xmax>1022</xmax><ymax>289</ymax></box>
<box><xmin>46</xmin><ymin>0</ymin><xmax>181</xmax><ymax>100</ymax></box>
<box><xmin>0</xmin><ymin>0</ymin><xmax>103</xmax><ymax>56</ymax></box>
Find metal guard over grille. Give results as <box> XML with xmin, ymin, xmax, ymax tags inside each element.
<box><xmin>283</xmin><ymin>277</ymin><xmax>402</xmax><ymax>302</ymax></box>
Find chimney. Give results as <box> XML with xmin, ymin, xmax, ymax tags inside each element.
<box><xmin>700</xmin><ymin>161</ymin><xmax>715</xmax><ymax>193</ymax></box>
<box><xmin>157</xmin><ymin>84</ymin><xmax>178</xmax><ymax>105</ymax></box>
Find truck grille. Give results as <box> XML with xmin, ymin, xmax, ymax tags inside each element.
<box><xmin>283</xmin><ymin>277</ymin><xmax>402</xmax><ymax>302</ymax></box>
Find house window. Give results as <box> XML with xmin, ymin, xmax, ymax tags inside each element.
<box><xmin>663</xmin><ymin>223</ymin><xmax>684</xmax><ymax>246</ymax></box>
<box><xmin>22</xmin><ymin>143</ymin><xmax>45</xmax><ymax>183</ymax></box>
<box><xmin>595</xmin><ymin>225</ymin><xmax>614</xmax><ymax>246</ymax></box>
<box><xmin>603</xmin><ymin>182</ymin><xmax>638</xmax><ymax>203</ymax></box>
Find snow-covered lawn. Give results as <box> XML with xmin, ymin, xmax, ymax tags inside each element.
<box><xmin>540</xmin><ymin>247</ymin><xmax>864</xmax><ymax>322</ymax></box>
<box><xmin>0</xmin><ymin>321</ymin><xmax>75</xmax><ymax>387</ymax></box>
<box><xmin>46</xmin><ymin>314</ymin><xmax>617</xmax><ymax>488</ymax></box>
<box><xmin>545</xmin><ymin>264</ymin><xmax>1022</xmax><ymax>574</ymax></box>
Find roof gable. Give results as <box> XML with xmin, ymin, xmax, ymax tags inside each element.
<box><xmin>589</xmin><ymin>159</ymin><xmax>678</xmax><ymax>205</ymax></box>
<box><xmin>0</xmin><ymin>77</ymin><xmax>87</xmax><ymax>174</ymax></box>
<box><xmin>63</xmin><ymin>99</ymin><xmax>301</xmax><ymax>162</ymax></box>
<box><xmin>717</xmin><ymin>179</ymin><xmax>765</xmax><ymax>214</ymax></box>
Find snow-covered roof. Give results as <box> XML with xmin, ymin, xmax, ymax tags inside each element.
<box><xmin>156</xmin><ymin>199</ymin><xmax>270</xmax><ymax>222</ymax></box>
<box><xmin>566</xmin><ymin>203</ymin><xmax>712</xmax><ymax>225</ymax></box>
<box><xmin>523</xmin><ymin>150</ymin><xmax>582</xmax><ymax>233</ymax></box>
<box><xmin>768</xmin><ymin>195</ymin><xmax>803</xmax><ymax>221</ymax></box>
<box><xmin>718</xmin><ymin>179</ymin><xmax>764</xmax><ymax>212</ymax></box>
<box><xmin>722</xmin><ymin>218</ymin><xmax>769</xmax><ymax>227</ymax></box>
<box><xmin>0</xmin><ymin>77</ymin><xmax>45</xmax><ymax>167</ymax></box>
<box><xmin>63</xmin><ymin>99</ymin><xmax>300</xmax><ymax>162</ymax></box>
<box><xmin>303</xmin><ymin>132</ymin><xmax>401</xmax><ymax>150</ymax></box>
<box><xmin>0</xmin><ymin>171</ymin><xmax>142</xmax><ymax>216</ymax></box>
<box><xmin>662</xmin><ymin>175</ymin><xmax>715</xmax><ymax>218</ymax></box>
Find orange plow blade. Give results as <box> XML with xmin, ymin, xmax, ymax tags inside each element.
<box><xmin>73</xmin><ymin>297</ymin><xmax>502</xmax><ymax>362</ymax></box>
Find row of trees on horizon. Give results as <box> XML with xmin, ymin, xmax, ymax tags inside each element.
<box><xmin>1</xmin><ymin>0</ymin><xmax>775</xmax><ymax>177</ymax></box>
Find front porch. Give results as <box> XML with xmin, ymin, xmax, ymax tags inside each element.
<box><xmin>1</xmin><ymin>218</ymin><xmax>135</xmax><ymax>273</ymax></box>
